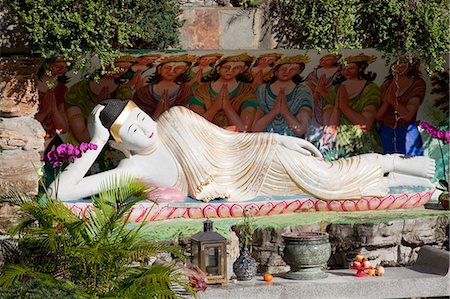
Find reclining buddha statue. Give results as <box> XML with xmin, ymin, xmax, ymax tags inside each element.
<box><xmin>50</xmin><ymin>99</ymin><xmax>435</xmax><ymax>203</ymax></box>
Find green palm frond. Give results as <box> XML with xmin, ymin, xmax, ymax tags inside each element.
<box><xmin>0</xmin><ymin>239</ymin><xmax>21</xmax><ymax>265</ymax></box>
<box><xmin>111</xmin><ymin>263</ymin><xmax>195</xmax><ymax>299</ymax></box>
<box><xmin>1</xmin><ymin>174</ymin><xmax>191</xmax><ymax>297</ymax></box>
<box><xmin>81</xmin><ymin>176</ymin><xmax>154</xmax><ymax>247</ymax></box>
<box><xmin>0</xmin><ymin>191</ymin><xmax>32</xmax><ymax>205</ymax></box>
<box><xmin>95</xmin><ymin>175</ymin><xmax>151</xmax><ymax>217</ymax></box>
<box><xmin>0</xmin><ymin>264</ymin><xmax>57</xmax><ymax>289</ymax></box>
<box><xmin>7</xmin><ymin>219</ymin><xmax>36</xmax><ymax>237</ymax></box>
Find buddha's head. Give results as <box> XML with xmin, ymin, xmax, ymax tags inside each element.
<box><xmin>99</xmin><ymin>99</ymin><xmax>158</xmax><ymax>154</ymax></box>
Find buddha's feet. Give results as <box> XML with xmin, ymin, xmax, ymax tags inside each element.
<box><xmin>384</xmin><ymin>172</ymin><xmax>435</xmax><ymax>188</ymax></box>
<box><xmin>392</xmin><ymin>154</ymin><xmax>435</xmax><ymax>179</ymax></box>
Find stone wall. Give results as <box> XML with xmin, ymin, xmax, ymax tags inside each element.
<box><xmin>243</xmin><ymin>216</ymin><xmax>449</xmax><ymax>274</ymax></box>
<box><xmin>0</xmin><ymin>57</ymin><xmax>44</xmax><ymax>195</ymax></box>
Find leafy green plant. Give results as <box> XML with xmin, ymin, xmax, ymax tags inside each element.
<box><xmin>0</xmin><ymin>176</ymin><xmax>196</xmax><ymax>298</ymax></box>
<box><xmin>0</xmin><ymin>278</ymin><xmax>83</xmax><ymax>299</ymax></box>
<box><xmin>269</xmin><ymin>0</ymin><xmax>450</xmax><ymax>74</ymax></box>
<box><xmin>431</xmin><ymin>70</ymin><xmax>449</xmax><ymax>116</ymax></box>
<box><xmin>238</xmin><ymin>209</ymin><xmax>255</xmax><ymax>252</ymax></box>
<box><xmin>322</xmin><ymin>145</ymin><xmax>351</xmax><ymax>162</ymax></box>
<box><xmin>7</xmin><ymin>0</ymin><xmax>183</xmax><ymax>72</ymax></box>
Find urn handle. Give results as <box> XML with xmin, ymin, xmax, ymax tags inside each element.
<box><xmin>278</xmin><ymin>244</ymin><xmax>285</xmax><ymax>257</ymax></box>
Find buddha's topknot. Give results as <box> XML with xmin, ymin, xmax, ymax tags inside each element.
<box><xmin>99</xmin><ymin>99</ymin><xmax>130</xmax><ymax>129</ymax></box>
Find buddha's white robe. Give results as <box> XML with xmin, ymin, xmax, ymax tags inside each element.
<box><xmin>158</xmin><ymin>106</ymin><xmax>388</xmax><ymax>202</ymax></box>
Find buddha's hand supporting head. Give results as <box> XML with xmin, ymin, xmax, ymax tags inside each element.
<box><xmin>88</xmin><ymin>105</ymin><xmax>110</xmax><ymax>143</ymax></box>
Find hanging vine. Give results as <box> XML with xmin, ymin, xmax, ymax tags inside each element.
<box><xmin>268</xmin><ymin>0</ymin><xmax>450</xmax><ymax>74</ymax></box>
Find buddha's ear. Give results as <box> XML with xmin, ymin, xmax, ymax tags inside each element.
<box><xmin>109</xmin><ymin>141</ymin><xmax>132</xmax><ymax>158</ymax></box>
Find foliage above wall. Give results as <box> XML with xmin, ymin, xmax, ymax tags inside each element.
<box><xmin>268</xmin><ymin>0</ymin><xmax>450</xmax><ymax>74</ymax></box>
<box><xmin>7</xmin><ymin>0</ymin><xmax>183</xmax><ymax>72</ymax></box>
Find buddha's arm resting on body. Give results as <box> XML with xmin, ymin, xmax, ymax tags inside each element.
<box><xmin>49</xmin><ymin>106</ymin><xmax>128</xmax><ymax>201</ymax></box>
<box><xmin>276</xmin><ymin>134</ymin><xmax>322</xmax><ymax>158</ymax></box>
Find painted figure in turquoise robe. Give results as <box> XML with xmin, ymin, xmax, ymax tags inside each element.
<box><xmin>65</xmin><ymin>56</ymin><xmax>133</xmax><ymax>144</ymax></box>
<box><xmin>188</xmin><ymin>53</ymin><xmax>258</xmax><ymax>132</ymax></box>
<box><xmin>133</xmin><ymin>54</ymin><xmax>195</xmax><ymax>119</ymax></box>
<box><xmin>376</xmin><ymin>57</ymin><xmax>426</xmax><ymax>155</ymax></box>
<box><xmin>324</xmin><ymin>53</ymin><xmax>383</xmax><ymax>155</ymax></box>
<box><xmin>252</xmin><ymin>55</ymin><xmax>313</xmax><ymax>137</ymax></box>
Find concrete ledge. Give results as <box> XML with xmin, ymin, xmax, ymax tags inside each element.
<box><xmin>199</xmin><ymin>247</ymin><xmax>450</xmax><ymax>299</ymax></box>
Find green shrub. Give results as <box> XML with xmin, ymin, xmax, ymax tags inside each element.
<box><xmin>0</xmin><ymin>279</ymin><xmax>83</xmax><ymax>299</ymax></box>
<box><xmin>8</xmin><ymin>0</ymin><xmax>183</xmax><ymax>71</ymax></box>
<box><xmin>0</xmin><ymin>177</ymin><xmax>195</xmax><ymax>298</ymax></box>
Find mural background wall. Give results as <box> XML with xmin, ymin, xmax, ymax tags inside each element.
<box><xmin>36</xmin><ymin>49</ymin><xmax>449</xmax><ymax>183</ymax></box>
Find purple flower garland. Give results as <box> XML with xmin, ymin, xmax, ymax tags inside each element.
<box><xmin>417</xmin><ymin>121</ymin><xmax>450</xmax><ymax>143</ymax></box>
<box><xmin>45</xmin><ymin>143</ymin><xmax>98</xmax><ymax>168</ymax></box>
<box><xmin>417</xmin><ymin>121</ymin><xmax>449</xmax><ymax>193</ymax></box>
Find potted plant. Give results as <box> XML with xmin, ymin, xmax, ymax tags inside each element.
<box><xmin>233</xmin><ymin>209</ymin><xmax>257</xmax><ymax>281</ymax></box>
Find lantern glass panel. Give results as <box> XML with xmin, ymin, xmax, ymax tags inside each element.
<box><xmin>204</xmin><ymin>244</ymin><xmax>222</xmax><ymax>276</ymax></box>
<box><xmin>191</xmin><ymin>241</ymin><xmax>199</xmax><ymax>265</ymax></box>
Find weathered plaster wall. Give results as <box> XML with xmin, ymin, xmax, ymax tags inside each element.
<box><xmin>179</xmin><ymin>7</ymin><xmax>275</xmax><ymax>50</ymax></box>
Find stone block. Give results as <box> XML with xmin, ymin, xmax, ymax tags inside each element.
<box><xmin>0</xmin><ymin>57</ymin><xmax>41</xmax><ymax>117</ymax></box>
<box><xmin>180</xmin><ymin>8</ymin><xmax>220</xmax><ymax>50</ymax></box>
<box><xmin>329</xmin><ymin>224</ymin><xmax>361</xmax><ymax>251</ymax></box>
<box><xmin>0</xmin><ymin>150</ymin><xmax>43</xmax><ymax>195</ymax></box>
<box><xmin>0</xmin><ymin>203</ymin><xmax>24</xmax><ymax>235</ymax></box>
<box><xmin>398</xmin><ymin>244</ymin><xmax>413</xmax><ymax>265</ymax></box>
<box><xmin>0</xmin><ymin>116</ymin><xmax>44</xmax><ymax>151</ymax></box>
<box><xmin>355</xmin><ymin>221</ymin><xmax>403</xmax><ymax>247</ymax></box>
<box><xmin>254</xmin><ymin>250</ymin><xmax>285</xmax><ymax>266</ymax></box>
<box><xmin>402</xmin><ymin>218</ymin><xmax>447</xmax><ymax>246</ymax></box>
<box><xmin>227</xmin><ymin>231</ymin><xmax>240</xmax><ymax>278</ymax></box>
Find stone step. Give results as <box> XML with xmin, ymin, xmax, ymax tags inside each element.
<box><xmin>199</xmin><ymin>246</ymin><xmax>450</xmax><ymax>299</ymax></box>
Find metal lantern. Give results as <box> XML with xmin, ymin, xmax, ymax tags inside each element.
<box><xmin>190</xmin><ymin>219</ymin><xmax>227</xmax><ymax>284</ymax></box>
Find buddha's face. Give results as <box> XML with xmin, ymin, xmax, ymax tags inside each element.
<box><xmin>275</xmin><ymin>63</ymin><xmax>301</xmax><ymax>81</ymax></box>
<box><xmin>118</xmin><ymin>107</ymin><xmax>158</xmax><ymax>152</ymax></box>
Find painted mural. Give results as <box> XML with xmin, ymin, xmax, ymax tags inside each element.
<box><xmin>36</xmin><ymin>49</ymin><xmax>449</xmax><ymax>180</ymax></box>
